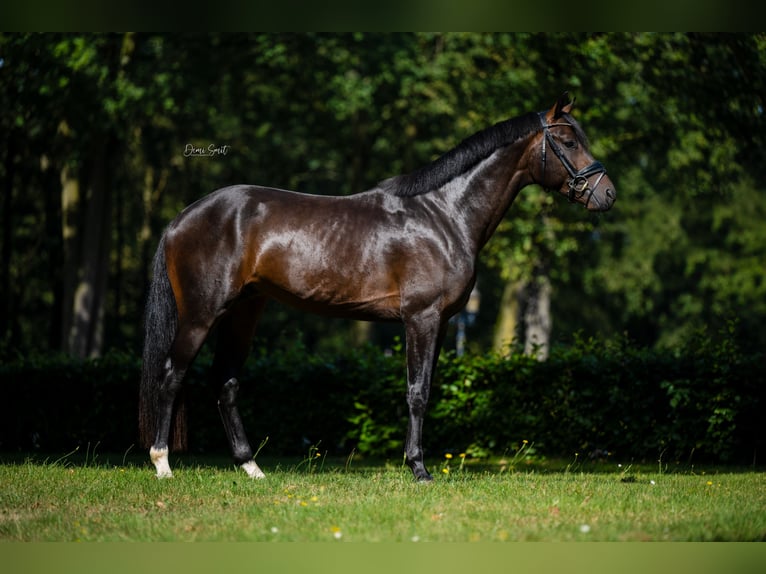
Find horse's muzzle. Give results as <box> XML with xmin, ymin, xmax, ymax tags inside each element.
<box><xmin>585</xmin><ymin>173</ymin><xmax>616</xmax><ymax>212</ymax></box>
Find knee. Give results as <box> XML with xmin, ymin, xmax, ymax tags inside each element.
<box><xmin>407</xmin><ymin>388</ymin><xmax>429</xmax><ymax>413</ymax></box>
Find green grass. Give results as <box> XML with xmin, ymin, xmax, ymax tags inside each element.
<box><xmin>1</xmin><ymin>452</ymin><xmax>765</xmax><ymax>542</ymax></box>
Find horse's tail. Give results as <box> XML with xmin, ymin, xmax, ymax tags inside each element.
<box><xmin>138</xmin><ymin>233</ymin><xmax>187</xmax><ymax>451</ymax></box>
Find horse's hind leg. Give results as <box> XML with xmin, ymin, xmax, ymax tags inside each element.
<box><xmin>213</xmin><ymin>296</ymin><xmax>267</xmax><ymax>478</ymax></box>
<box><xmin>151</xmin><ymin>323</ymin><xmax>209</xmax><ymax>478</ymax></box>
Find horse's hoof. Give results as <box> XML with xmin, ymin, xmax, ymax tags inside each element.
<box><xmin>242</xmin><ymin>460</ymin><xmax>266</xmax><ymax>479</ymax></box>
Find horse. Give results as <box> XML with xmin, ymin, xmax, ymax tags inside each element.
<box><xmin>138</xmin><ymin>93</ymin><xmax>615</xmax><ymax>481</ymax></box>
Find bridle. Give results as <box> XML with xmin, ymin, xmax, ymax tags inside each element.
<box><xmin>539</xmin><ymin>112</ymin><xmax>607</xmax><ymax>206</ymax></box>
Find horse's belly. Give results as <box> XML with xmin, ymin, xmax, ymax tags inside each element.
<box><xmin>250</xmin><ymin>263</ymin><xmax>402</xmax><ymax>321</ymax></box>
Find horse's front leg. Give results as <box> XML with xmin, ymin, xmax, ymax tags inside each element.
<box><xmin>213</xmin><ymin>297</ymin><xmax>267</xmax><ymax>479</ymax></box>
<box><xmin>403</xmin><ymin>311</ymin><xmax>447</xmax><ymax>482</ymax></box>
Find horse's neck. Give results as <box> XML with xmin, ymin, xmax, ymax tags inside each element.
<box><xmin>438</xmin><ymin>137</ymin><xmax>534</xmax><ymax>252</ymax></box>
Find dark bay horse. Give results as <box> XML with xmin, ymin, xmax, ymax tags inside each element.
<box><xmin>139</xmin><ymin>94</ymin><xmax>615</xmax><ymax>481</ymax></box>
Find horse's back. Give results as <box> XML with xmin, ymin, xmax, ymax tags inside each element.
<box><xmin>162</xmin><ymin>184</ymin><xmax>407</xmax><ymax>320</ymax></box>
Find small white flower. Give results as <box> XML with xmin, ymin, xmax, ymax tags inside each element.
<box><xmin>270</xmin><ymin>526</ymin><xmax>279</xmax><ymax>533</ymax></box>
<box><xmin>579</xmin><ymin>524</ymin><xmax>591</xmax><ymax>534</ymax></box>
<box><xmin>650</xmin><ymin>480</ymin><xmax>656</xmax><ymax>485</ymax></box>
<box><xmin>334</xmin><ymin>531</ymin><xmax>343</xmax><ymax>540</ymax></box>
<box><xmin>411</xmin><ymin>535</ymin><xmax>420</xmax><ymax>542</ymax></box>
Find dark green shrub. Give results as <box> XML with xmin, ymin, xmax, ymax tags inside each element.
<box><xmin>0</xmin><ymin>352</ymin><xmax>141</xmax><ymax>452</ymax></box>
<box><xmin>1</xmin><ymin>324</ymin><xmax>762</xmax><ymax>464</ymax></box>
<box><xmin>420</xmin><ymin>327</ymin><xmax>764</xmax><ymax>464</ymax></box>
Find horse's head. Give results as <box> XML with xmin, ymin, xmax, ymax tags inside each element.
<box><xmin>530</xmin><ymin>93</ymin><xmax>615</xmax><ymax>211</ymax></box>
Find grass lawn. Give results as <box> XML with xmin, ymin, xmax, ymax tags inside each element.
<box><xmin>1</xmin><ymin>450</ymin><xmax>765</xmax><ymax>542</ymax></box>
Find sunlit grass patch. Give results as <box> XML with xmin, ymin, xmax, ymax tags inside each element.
<box><xmin>1</xmin><ymin>453</ymin><xmax>764</xmax><ymax>542</ymax></box>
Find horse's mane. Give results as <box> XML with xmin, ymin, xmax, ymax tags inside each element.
<box><xmin>379</xmin><ymin>111</ymin><xmax>540</xmax><ymax>197</ymax></box>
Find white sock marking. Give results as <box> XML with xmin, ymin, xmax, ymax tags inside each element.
<box><xmin>241</xmin><ymin>460</ymin><xmax>266</xmax><ymax>479</ymax></box>
<box><xmin>150</xmin><ymin>447</ymin><xmax>173</xmax><ymax>478</ymax></box>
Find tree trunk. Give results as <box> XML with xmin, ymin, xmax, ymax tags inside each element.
<box><xmin>493</xmin><ymin>265</ymin><xmax>552</xmax><ymax>360</ymax></box>
<box><xmin>62</xmin><ymin>134</ymin><xmax>114</xmax><ymax>358</ymax></box>
<box><xmin>60</xmin><ymin>161</ymin><xmax>79</xmax><ymax>352</ymax></box>
<box><xmin>522</xmin><ymin>267</ymin><xmax>552</xmax><ymax>361</ymax></box>
<box><xmin>41</xmin><ymin>154</ymin><xmax>64</xmax><ymax>350</ymax></box>
<box><xmin>493</xmin><ymin>278</ymin><xmax>522</xmax><ymax>354</ymax></box>
<box><xmin>1</xmin><ymin>130</ymin><xmax>16</xmax><ymax>346</ymax></box>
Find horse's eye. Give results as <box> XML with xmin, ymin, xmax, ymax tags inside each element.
<box><xmin>564</xmin><ymin>140</ymin><xmax>577</xmax><ymax>149</ymax></box>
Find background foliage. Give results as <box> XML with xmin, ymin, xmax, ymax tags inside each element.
<box><xmin>2</xmin><ymin>324</ymin><xmax>763</xmax><ymax>464</ymax></box>
<box><xmin>1</xmin><ymin>33</ymin><xmax>764</xmax><ymax>461</ymax></box>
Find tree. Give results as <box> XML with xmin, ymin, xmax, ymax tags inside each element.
<box><xmin>2</xmin><ymin>33</ymin><xmax>765</xmax><ymax>359</ymax></box>
<box><xmin>574</xmin><ymin>33</ymin><xmax>766</xmax><ymax>351</ymax></box>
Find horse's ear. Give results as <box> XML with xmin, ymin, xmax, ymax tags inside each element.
<box><xmin>553</xmin><ymin>92</ymin><xmax>575</xmax><ymax>119</ymax></box>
